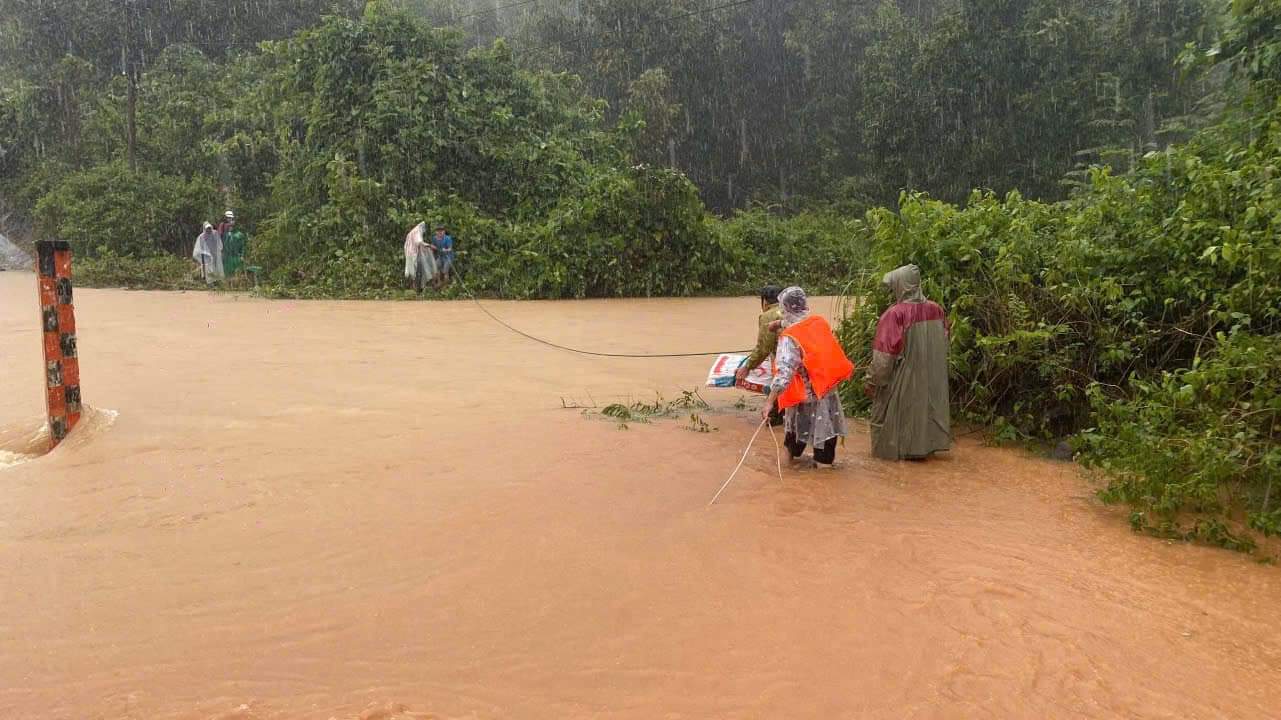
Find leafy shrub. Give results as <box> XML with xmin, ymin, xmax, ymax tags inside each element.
<box><xmin>837</xmin><ymin>189</ymin><xmax>1086</xmax><ymax>438</ymax></box>
<box><xmin>839</xmin><ymin>105</ymin><xmax>1281</xmax><ymax>439</ymax></box>
<box><xmin>1082</xmin><ymin>333</ymin><xmax>1281</xmax><ymax>548</ymax></box>
<box><xmin>716</xmin><ymin>207</ymin><xmax>870</xmax><ymax>295</ymax></box>
<box><xmin>512</xmin><ymin>164</ymin><xmax>733</xmax><ymax>299</ymax></box>
<box><xmin>35</xmin><ymin>161</ymin><xmax>220</xmax><ymax>257</ymax></box>
<box><xmin>75</xmin><ymin>251</ymin><xmax>204</xmax><ymax>290</ymax></box>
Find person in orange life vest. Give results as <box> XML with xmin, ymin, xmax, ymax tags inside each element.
<box><xmin>759</xmin><ymin>286</ymin><xmax>854</xmax><ymax>467</ymax></box>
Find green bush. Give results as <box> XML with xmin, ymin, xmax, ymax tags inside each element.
<box><xmin>236</xmin><ymin>15</ymin><xmax>802</xmax><ymax>300</ymax></box>
<box><xmin>75</xmin><ymin>252</ymin><xmax>204</xmax><ymax>290</ymax></box>
<box><xmin>837</xmin><ymin>189</ymin><xmax>1087</xmax><ymax>438</ymax></box>
<box><xmin>1082</xmin><ymin>333</ymin><xmax>1281</xmax><ymax>548</ymax></box>
<box><xmin>716</xmin><ymin>207</ymin><xmax>870</xmax><ymax>295</ymax></box>
<box><xmin>35</xmin><ymin>161</ymin><xmax>220</xmax><ymax>257</ymax></box>
<box><xmin>514</xmin><ymin>164</ymin><xmax>734</xmax><ymax>299</ymax></box>
<box><xmin>839</xmin><ymin>104</ymin><xmax>1281</xmax><ymax>439</ymax></box>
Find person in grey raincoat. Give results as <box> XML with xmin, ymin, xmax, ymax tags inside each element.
<box><xmin>865</xmin><ymin>264</ymin><xmax>952</xmax><ymax>460</ymax></box>
<box><xmin>760</xmin><ymin>286</ymin><xmax>853</xmax><ymax>467</ymax></box>
<box><xmin>192</xmin><ymin>222</ymin><xmax>224</xmax><ymax>283</ymax></box>
<box><xmin>403</xmin><ymin>221</ymin><xmax>437</xmax><ymax>292</ymax></box>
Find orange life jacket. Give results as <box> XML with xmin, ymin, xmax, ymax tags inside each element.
<box><xmin>777</xmin><ymin>315</ymin><xmax>855</xmax><ymax>410</ymax></box>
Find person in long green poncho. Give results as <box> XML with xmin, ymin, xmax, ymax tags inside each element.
<box><xmin>220</xmin><ymin>210</ymin><xmax>247</xmax><ymax>277</ymax></box>
<box><xmin>865</xmin><ymin>265</ymin><xmax>953</xmax><ymax>460</ymax></box>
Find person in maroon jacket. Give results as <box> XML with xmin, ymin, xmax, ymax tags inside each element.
<box><xmin>865</xmin><ymin>264</ymin><xmax>952</xmax><ymax>460</ymax></box>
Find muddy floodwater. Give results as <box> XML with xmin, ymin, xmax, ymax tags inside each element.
<box><xmin>1</xmin><ymin>272</ymin><xmax>1279</xmax><ymax>720</ymax></box>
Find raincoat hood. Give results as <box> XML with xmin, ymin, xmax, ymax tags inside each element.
<box><xmin>883</xmin><ymin>264</ymin><xmax>925</xmax><ymax>303</ymax></box>
<box><xmin>404</xmin><ymin>222</ymin><xmax>428</xmax><ymax>257</ymax></box>
<box><xmin>778</xmin><ymin>286</ymin><xmax>810</xmax><ymax>327</ymax></box>
<box><xmin>193</xmin><ymin>223</ymin><xmax>225</xmax><ymax>280</ymax></box>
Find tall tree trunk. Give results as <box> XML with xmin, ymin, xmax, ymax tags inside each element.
<box><xmin>126</xmin><ymin>70</ymin><xmax>138</xmax><ymax>172</ymax></box>
<box><xmin>122</xmin><ymin>0</ymin><xmax>138</xmax><ymax>172</ymax></box>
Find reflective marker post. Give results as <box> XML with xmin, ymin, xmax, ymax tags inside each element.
<box><xmin>35</xmin><ymin>240</ymin><xmax>82</xmax><ymax>449</ymax></box>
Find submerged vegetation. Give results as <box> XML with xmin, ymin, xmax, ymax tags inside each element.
<box><xmin>2</xmin><ymin>0</ymin><xmax>1279</xmax><ymax>550</ymax></box>
<box><xmin>585</xmin><ymin>390</ymin><xmax>716</xmax><ymax>431</ymax></box>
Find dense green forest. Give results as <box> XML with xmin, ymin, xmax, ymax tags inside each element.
<box><xmin>2</xmin><ymin>0</ymin><xmax>1279</xmax><ymax>550</ymax></box>
<box><xmin>0</xmin><ymin>0</ymin><xmax>1228</xmax><ymax>293</ymax></box>
<box><xmin>3</xmin><ymin>1</ymin><xmax>1223</xmax><ymax>231</ymax></box>
<box><xmin>394</xmin><ymin>0</ymin><xmax>1219</xmax><ymax>209</ymax></box>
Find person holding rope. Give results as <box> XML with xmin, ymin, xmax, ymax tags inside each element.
<box><xmin>736</xmin><ymin>285</ymin><xmax>785</xmax><ymax>426</ymax></box>
<box><xmin>431</xmin><ymin>224</ymin><xmax>454</xmax><ymax>289</ymax></box>
<box><xmin>759</xmin><ymin>286</ymin><xmax>853</xmax><ymax>467</ymax></box>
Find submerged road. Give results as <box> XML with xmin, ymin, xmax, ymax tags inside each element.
<box><xmin>1</xmin><ymin>272</ymin><xmax>1278</xmax><ymax>719</ymax></box>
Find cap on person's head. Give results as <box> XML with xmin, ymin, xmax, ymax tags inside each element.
<box><xmin>759</xmin><ymin>285</ymin><xmax>783</xmax><ymax>305</ymax></box>
<box><xmin>203</xmin><ymin>221</ymin><xmax>213</xmax><ymax>230</ymax></box>
<box><xmin>224</xmin><ymin>210</ymin><xmax>235</xmax><ymax>220</ymax></box>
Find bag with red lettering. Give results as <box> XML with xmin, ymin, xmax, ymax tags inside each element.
<box><xmin>705</xmin><ymin>353</ymin><xmax>773</xmax><ymax>394</ymax></box>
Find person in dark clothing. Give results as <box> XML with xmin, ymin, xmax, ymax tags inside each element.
<box><xmin>737</xmin><ymin>285</ymin><xmax>785</xmax><ymax>426</ymax></box>
<box><xmin>432</xmin><ymin>224</ymin><xmax>454</xmax><ymax>289</ymax></box>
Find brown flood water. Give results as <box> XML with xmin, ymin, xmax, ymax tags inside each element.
<box><xmin>1</xmin><ymin>272</ymin><xmax>1279</xmax><ymax>720</ymax></box>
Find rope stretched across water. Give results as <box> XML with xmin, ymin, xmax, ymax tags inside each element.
<box><xmin>450</xmin><ymin>271</ymin><xmax>783</xmax><ymax>504</ymax></box>
<box><xmin>453</xmin><ymin>270</ymin><xmax>750</xmax><ymax>359</ymax></box>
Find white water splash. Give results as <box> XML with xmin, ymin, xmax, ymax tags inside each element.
<box><xmin>0</xmin><ymin>407</ymin><xmax>118</xmax><ymax>471</ymax></box>
<box><xmin>0</xmin><ymin>450</ymin><xmax>34</xmax><ymax>470</ymax></box>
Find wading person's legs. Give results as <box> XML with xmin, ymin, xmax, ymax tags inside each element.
<box><xmin>784</xmin><ymin>432</ymin><xmax>805</xmax><ymax>459</ymax></box>
<box><xmin>440</xmin><ymin>258</ymin><xmax>452</xmax><ymax>288</ymax></box>
<box><xmin>814</xmin><ymin>437</ymin><xmax>837</xmax><ymax>465</ymax></box>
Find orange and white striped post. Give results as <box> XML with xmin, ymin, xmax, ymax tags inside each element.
<box><xmin>35</xmin><ymin>240</ymin><xmax>82</xmax><ymax>449</ymax></box>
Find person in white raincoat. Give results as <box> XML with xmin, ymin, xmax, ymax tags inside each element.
<box><xmin>193</xmin><ymin>222</ymin><xmax>224</xmax><ymax>283</ymax></box>
<box><xmin>403</xmin><ymin>221</ymin><xmax>437</xmax><ymax>292</ymax></box>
